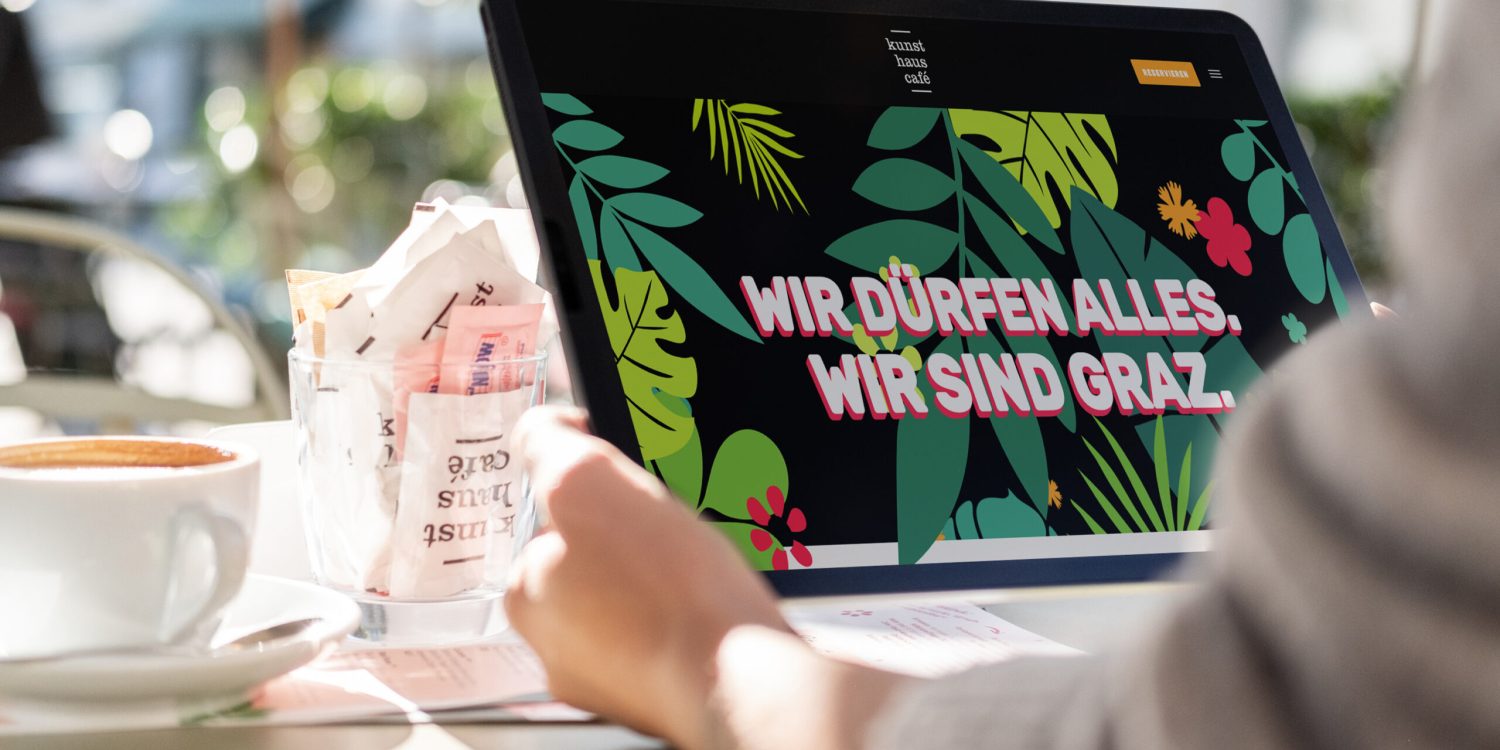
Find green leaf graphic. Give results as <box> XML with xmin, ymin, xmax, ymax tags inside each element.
<box><xmin>965</xmin><ymin>197</ymin><xmax>1069</xmax><ymax>312</ymax></box>
<box><xmin>569</xmin><ymin>176</ymin><xmax>597</xmax><ymax>260</ymax></box>
<box><xmin>693</xmin><ymin>99</ymin><xmax>808</xmax><ymax>213</ymax></box>
<box><xmin>600</xmin><ymin>210</ymin><xmax>640</xmax><ymax>273</ymax></box>
<box><xmin>897</xmin><ymin>336</ymin><xmax>970</xmax><ymax>564</ymax></box>
<box><xmin>965</xmin><ymin>330</ymin><xmax>1051</xmax><ymax>516</ymax></box>
<box><xmin>825</xmin><ymin>220</ymin><xmax>957</xmax><ymax>272</ymax></box>
<box><xmin>1283</xmin><ymin>213</ymin><xmax>1328</xmax><ymax>304</ymax></box>
<box><xmin>1071</xmin><ymin>189</ymin><xmax>1263</xmax><ymax>434</ymax></box>
<box><xmin>591</xmin><ymin>261</ymin><xmax>697</xmax><ymax>460</ymax></box>
<box><xmin>550</xmin><ymin>97</ymin><xmax>756</xmax><ymax>341</ymax></box>
<box><xmin>1222</xmin><ymin>120</ymin><xmax>1342</xmax><ymax>309</ymax></box>
<box><xmin>700</xmin><ymin>430</ymin><xmax>789</xmax><ymax>521</ymax></box>
<box><xmin>956</xmin><ymin>139</ymin><xmax>1064</xmax><ymax>253</ymax></box>
<box><xmin>623</xmin><ymin>220</ymin><xmax>760</xmax><ymax>342</ymax></box>
<box><xmin>868</xmin><ymin>107</ymin><xmax>941</xmax><ymax>150</ymax></box>
<box><xmin>609</xmin><ymin>193</ymin><xmax>704</xmax><ymax>228</ymax></box>
<box><xmin>576</xmin><ymin>155</ymin><xmax>669</xmax><ymax>190</ymax></box>
<box><xmin>652</xmin><ymin>427</ymin><xmax>704</xmax><ymax>507</ymax></box>
<box><xmin>712</xmin><ymin>522</ymin><xmax>779</xmax><ymax>570</ymax></box>
<box><xmin>946</xmin><ymin>494</ymin><xmax>1047</xmax><ymax>540</ymax></box>
<box><xmin>542</xmin><ymin>93</ymin><xmax>592</xmax><ymax>116</ymax></box>
<box><xmin>853</xmin><ymin>158</ymin><xmax>955</xmax><ymax>212</ymax></box>
<box><xmin>1221</xmin><ymin>132</ymin><xmax>1257</xmax><ymax>181</ymax></box>
<box><xmin>552</xmin><ymin>120</ymin><xmax>624</xmax><ymax>152</ymax></box>
<box><xmin>949</xmin><ymin>109</ymin><xmax>1118</xmax><ymax>230</ymax></box>
<box><xmin>974</xmin><ymin>494</ymin><xmax>1047</xmax><ymax>539</ymax></box>
<box><xmin>657</xmin><ymin>428</ymin><xmax>790</xmax><ymax>571</ymax></box>
<box><xmin>1247</xmin><ymin>169</ymin><xmax>1288</xmax><ymax>235</ymax></box>
<box><xmin>964</xmin><ymin>250</ymin><xmax>1075</xmax><ymax>432</ymax></box>
<box><xmin>1328</xmin><ymin>259</ymin><xmax>1350</xmax><ymax>318</ymax></box>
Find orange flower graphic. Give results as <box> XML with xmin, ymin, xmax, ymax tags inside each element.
<box><xmin>1047</xmin><ymin>480</ymin><xmax>1063</xmax><ymax>510</ymax></box>
<box><xmin>1156</xmin><ymin>181</ymin><xmax>1201</xmax><ymax>239</ymax></box>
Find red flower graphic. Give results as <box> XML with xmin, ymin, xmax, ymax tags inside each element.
<box><xmin>1196</xmin><ymin>198</ymin><xmax>1253</xmax><ymax>276</ymax></box>
<box><xmin>747</xmin><ymin>485</ymin><xmax>812</xmax><ymax>570</ymax></box>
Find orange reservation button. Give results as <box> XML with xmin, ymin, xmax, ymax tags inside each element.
<box><xmin>1130</xmin><ymin>59</ymin><xmax>1201</xmax><ymax>87</ymax></box>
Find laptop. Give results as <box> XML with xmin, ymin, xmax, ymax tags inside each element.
<box><xmin>481</xmin><ymin>0</ymin><xmax>1365</xmax><ymax>597</ymax></box>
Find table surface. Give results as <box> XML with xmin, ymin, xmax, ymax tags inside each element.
<box><xmin>6</xmin><ymin>581</ymin><xmax>1191</xmax><ymax>749</ymax></box>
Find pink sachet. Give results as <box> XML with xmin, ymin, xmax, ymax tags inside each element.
<box><xmin>392</xmin><ymin>340</ymin><xmax>443</xmax><ymax>457</ymax></box>
<box><xmin>438</xmin><ymin>304</ymin><xmax>545</xmax><ymax>396</ymax></box>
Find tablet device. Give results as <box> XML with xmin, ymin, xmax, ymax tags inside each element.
<box><xmin>483</xmin><ymin>0</ymin><xmax>1366</xmax><ymax>595</ymax></box>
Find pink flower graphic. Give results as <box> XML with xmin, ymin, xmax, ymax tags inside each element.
<box><xmin>1196</xmin><ymin>197</ymin><xmax>1253</xmax><ymax>276</ymax></box>
<box><xmin>747</xmin><ymin>485</ymin><xmax>812</xmax><ymax>570</ymax></box>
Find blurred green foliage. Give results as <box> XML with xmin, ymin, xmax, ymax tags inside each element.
<box><xmin>156</xmin><ymin>59</ymin><xmax>510</xmax><ymax>347</ymax></box>
<box><xmin>1288</xmin><ymin>83</ymin><xmax>1401</xmax><ymax>285</ymax></box>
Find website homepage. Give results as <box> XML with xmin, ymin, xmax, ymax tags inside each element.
<box><xmin>521</xmin><ymin>1</ymin><xmax>1352</xmax><ymax>571</ymax></box>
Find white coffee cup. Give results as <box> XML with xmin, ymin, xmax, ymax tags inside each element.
<box><xmin>0</xmin><ymin>436</ymin><xmax>259</xmax><ymax>659</ymax></box>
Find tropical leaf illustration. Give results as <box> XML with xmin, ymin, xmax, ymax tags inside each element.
<box><xmin>1074</xmin><ymin>417</ymin><xmax>1213</xmax><ymax>534</ymax></box>
<box><xmin>1220</xmin><ymin>119</ymin><xmax>1349</xmax><ymax>316</ymax></box>
<box><xmin>546</xmin><ymin>94</ymin><xmax>759</xmax><ymax>341</ymax></box>
<box><xmin>949</xmin><ymin>109</ymin><xmax>1119</xmax><ymax>231</ymax></box>
<box><xmin>692</xmin><ymin>99</ymin><xmax>808</xmax><ymax>213</ymax></box>
<box><xmin>590</xmin><ymin>260</ymin><xmax>698</xmax><ymax>461</ymax></box>
<box><xmin>830</xmin><ymin>107</ymin><xmax>1086</xmax><ymax>563</ymax></box>
<box><xmin>650</xmin><ymin>428</ymin><xmax>794</xmax><ymax>571</ymax></box>
<box><xmin>940</xmin><ymin>492</ymin><xmax>1051</xmax><ymax>541</ymax></box>
<box><xmin>830</xmin><ymin>107</ymin><xmax>1274</xmax><ymax>562</ymax></box>
<box><xmin>897</xmin><ymin>336</ymin><xmax>973</xmax><ymax>564</ymax></box>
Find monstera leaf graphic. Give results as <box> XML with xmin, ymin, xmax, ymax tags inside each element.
<box><xmin>591</xmin><ymin>260</ymin><xmax>697</xmax><ymax>461</ymax></box>
<box><xmin>950</xmin><ymin>109</ymin><xmax>1119</xmax><ymax>231</ymax></box>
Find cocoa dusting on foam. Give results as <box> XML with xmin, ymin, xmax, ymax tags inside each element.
<box><xmin>0</xmin><ymin>440</ymin><xmax>236</xmax><ymax>471</ymax></box>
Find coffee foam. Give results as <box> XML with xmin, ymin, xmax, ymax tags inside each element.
<box><xmin>15</xmin><ymin>466</ymin><xmax>188</xmax><ymax>480</ymax></box>
<box><xmin>0</xmin><ymin>439</ymin><xmax>236</xmax><ymax>470</ymax></box>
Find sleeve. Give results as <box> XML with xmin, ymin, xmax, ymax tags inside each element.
<box><xmin>868</xmin><ymin>314</ymin><xmax>1500</xmax><ymax>750</ymax></box>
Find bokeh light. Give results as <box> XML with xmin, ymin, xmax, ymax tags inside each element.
<box><xmin>382</xmin><ymin>73</ymin><xmax>428</xmax><ymax>121</ymax></box>
<box><xmin>331</xmin><ymin>67</ymin><xmax>376</xmax><ymax>112</ymax></box>
<box><xmin>283</xmin><ymin>67</ymin><xmax>330</xmax><ymax>115</ymax></box>
<box><xmin>286</xmin><ymin>155</ymin><xmax>336</xmax><ymax>214</ymax></box>
<box><xmin>219</xmin><ymin>124</ymin><xmax>260</xmax><ymax>173</ymax></box>
<box><xmin>103</xmin><ymin>109</ymin><xmax>153</xmax><ymax>161</ymax></box>
<box><xmin>204</xmin><ymin>86</ymin><xmax>247</xmax><ymax>132</ymax></box>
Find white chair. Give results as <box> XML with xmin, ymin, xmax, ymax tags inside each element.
<box><xmin>0</xmin><ymin>207</ymin><xmax>288</xmax><ymax>432</ymax></box>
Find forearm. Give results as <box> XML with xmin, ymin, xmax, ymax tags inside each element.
<box><xmin>678</xmin><ymin>625</ymin><xmax>915</xmax><ymax>750</ymax></box>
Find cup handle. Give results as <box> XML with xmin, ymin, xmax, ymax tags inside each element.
<box><xmin>158</xmin><ymin>506</ymin><xmax>249</xmax><ymax>645</ymax></box>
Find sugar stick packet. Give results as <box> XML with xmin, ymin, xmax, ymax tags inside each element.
<box><xmin>388</xmin><ymin>305</ymin><xmax>544</xmax><ymax>598</ymax></box>
<box><xmin>438</xmin><ymin>304</ymin><xmax>545</xmax><ymax>396</ymax></box>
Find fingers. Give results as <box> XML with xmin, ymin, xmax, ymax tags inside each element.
<box><xmin>514</xmin><ymin>405</ymin><xmax>654</xmax><ymax>533</ymax></box>
<box><xmin>1370</xmin><ymin>301</ymin><xmax>1399</xmax><ymax>320</ymax></box>
<box><xmin>514</xmin><ymin>405</ymin><xmax>590</xmax><ymax>450</ymax></box>
<box><xmin>504</xmin><ymin>529</ymin><xmax>566</xmax><ymax>634</ymax></box>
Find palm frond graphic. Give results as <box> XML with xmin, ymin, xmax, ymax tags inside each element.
<box><xmin>692</xmin><ymin>99</ymin><xmax>808</xmax><ymax>213</ymax></box>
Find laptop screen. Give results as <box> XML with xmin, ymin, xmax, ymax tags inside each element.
<box><xmin>502</xmin><ymin>0</ymin><xmax>1358</xmax><ymax>579</ymax></box>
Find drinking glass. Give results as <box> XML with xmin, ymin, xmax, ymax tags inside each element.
<box><xmin>288</xmin><ymin>349</ymin><xmax>547</xmax><ymax>644</ymax></box>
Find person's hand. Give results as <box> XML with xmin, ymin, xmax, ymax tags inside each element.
<box><xmin>505</xmin><ymin>406</ymin><xmax>790</xmax><ymax>746</ymax></box>
<box><xmin>1371</xmin><ymin>301</ymin><xmax>1398</xmax><ymax>320</ymax></box>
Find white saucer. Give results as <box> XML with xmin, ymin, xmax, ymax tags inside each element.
<box><xmin>0</xmin><ymin>575</ymin><xmax>359</xmax><ymax>704</ymax></box>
